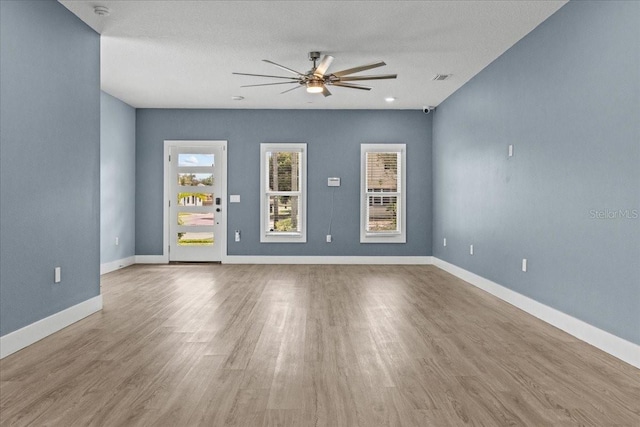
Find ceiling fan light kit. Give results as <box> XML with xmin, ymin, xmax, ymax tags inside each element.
<box><xmin>233</xmin><ymin>51</ymin><xmax>397</xmax><ymax>98</ymax></box>
<box><xmin>306</xmin><ymin>81</ymin><xmax>324</xmax><ymax>94</ymax></box>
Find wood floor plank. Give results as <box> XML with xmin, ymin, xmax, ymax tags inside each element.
<box><xmin>1</xmin><ymin>264</ymin><xmax>638</xmax><ymax>426</ymax></box>
<box><xmin>267</xmin><ymin>306</ymin><xmax>306</xmax><ymax>410</ymax></box>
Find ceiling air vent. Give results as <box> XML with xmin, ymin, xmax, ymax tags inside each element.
<box><xmin>432</xmin><ymin>74</ymin><xmax>451</xmax><ymax>81</ymax></box>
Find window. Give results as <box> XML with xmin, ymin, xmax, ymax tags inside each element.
<box><xmin>361</xmin><ymin>144</ymin><xmax>406</xmax><ymax>243</ymax></box>
<box><xmin>260</xmin><ymin>143</ymin><xmax>307</xmax><ymax>243</ymax></box>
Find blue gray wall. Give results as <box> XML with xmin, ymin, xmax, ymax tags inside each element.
<box><xmin>101</xmin><ymin>92</ymin><xmax>136</xmax><ymax>264</ymax></box>
<box><xmin>136</xmin><ymin>109</ymin><xmax>432</xmax><ymax>256</ymax></box>
<box><xmin>432</xmin><ymin>1</ymin><xmax>640</xmax><ymax>344</ymax></box>
<box><xmin>0</xmin><ymin>0</ymin><xmax>100</xmax><ymax>336</ymax></box>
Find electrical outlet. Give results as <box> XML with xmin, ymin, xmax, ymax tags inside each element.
<box><xmin>115</xmin><ymin>237</ymin><xmax>119</xmax><ymax>246</ymax></box>
<box><xmin>326</xmin><ymin>234</ymin><xmax>332</xmax><ymax>243</ymax></box>
<box><xmin>54</xmin><ymin>267</ymin><xmax>61</xmax><ymax>283</ymax></box>
<box><xmin>443</xmin><ymin>238</ymin><xmax>447</xmax><ymax>247</ymax></box>
<box><xmin>235</xmin><ymin>230</ymin><xmax>241</xmax><ymax>242</ymax></box>
<box><xmin>469</xmin><ymin>244</ymin><xmax>474</xmax><ymax>255</ymax></box>
<box><xmin>508</xmin><ymin>144</ymin><xmax>514</xmax><ymax>157</ymax></box>
<box><xmin>522</xmin><ymin>258</ymin><xmax>527</xmax><ymax>272</ymax></box>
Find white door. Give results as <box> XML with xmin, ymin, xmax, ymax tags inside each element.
<box><xmin>167</xmin><ymin>141</ymin><xmax>226</xmax><ymax>262</ymax></box>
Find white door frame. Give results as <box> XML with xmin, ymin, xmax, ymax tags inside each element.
<box><xmin>163</xmin><ymin>140</ymin><xmax>228</xmax><ymax>262</ymax></box>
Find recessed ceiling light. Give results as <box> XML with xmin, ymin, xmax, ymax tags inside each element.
<box><xmin>385</xmin><ymin>97</ymin><xmax>396</xmax><ymax>102</ymax></box>
<box><xmin>231</xmin><ymin>95</ymin><xmax>244</xmax><ymax>101</ymax></box>
<box><xmin>93</xmin><ymin>5</ymin><xmax>110</xmax><ymax>16</ymax></box>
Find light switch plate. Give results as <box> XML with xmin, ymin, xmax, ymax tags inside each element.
<box><xmin>230</xmin><ymin>195</ymin><xmax>240</xmax><ymax>203</ymax></box>
<box><xmin>328</xmin><ymin>177</ymin><xmax>340</xmax><ymax>187</ymax></box>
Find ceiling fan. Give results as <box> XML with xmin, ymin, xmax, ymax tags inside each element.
<box><xmin>232</xmin><ymin>51</ymin><xmax>397</xmax><ymax>97</ymax></box>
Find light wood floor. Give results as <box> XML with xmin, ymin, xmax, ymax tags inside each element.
<box><xmin>1</xmin><ymin>264</ymin><xmax>639</xmax><ymax>426</ymax></box>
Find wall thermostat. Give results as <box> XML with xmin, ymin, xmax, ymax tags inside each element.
<box><xmin>327</xmin><ymin>177</ymin><xmax>341</xmax><ymax>187</ymax></box>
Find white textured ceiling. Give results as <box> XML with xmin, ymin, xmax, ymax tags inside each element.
<box><xmin>59</xmin><ymin>0</ymin><xmax>567</xmax><ymax>109</ymax></box>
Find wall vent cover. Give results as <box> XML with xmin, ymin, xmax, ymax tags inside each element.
<box><xmin>432</xmin><ymin>74</ymin><xmax>451</xmax><ymax>81</ymax></box>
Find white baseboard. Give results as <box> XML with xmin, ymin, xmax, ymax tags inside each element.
<box><xmin>135</xmin><ymin>255</ymin><xmax>168</xmax><ymax>264</ymax></box>
<box><xmin>432</xmin><ymin>257</ymin><xmax>640</xmax><ymax>369</ymax></box>
<box><xmin>100</xmin><ymin>256</ymin><xmax>136</xmax><ymax>275</ymax></box>
<box><xmin>133</xmin><ymin>255</ymin><xmax>431</xmax><ymax>266</ymax></box>
<box><xmin>0</xmin><ymin>295</ymin><xmax>103</xmax><ymax>359</ymax></box>
<box><xmin>223</xmin><ymin>255</ymin><xmax>433</xmax><ymax>265</ymax></box>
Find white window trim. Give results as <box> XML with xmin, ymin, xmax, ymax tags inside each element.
<box><xmin>260</xmin><ymin>143</ymin><xmax>307</xmax><ymax>243</ymax></box>
<box><xmin>360</xmin><ymin>143</ymin><xmax>407</xmax><ymax>244</ymax></box>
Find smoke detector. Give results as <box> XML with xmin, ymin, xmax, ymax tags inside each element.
<box><xmin>94</xmin><ymin>6</ymin><xmax>110</xmax><ymax>16</ymax></box>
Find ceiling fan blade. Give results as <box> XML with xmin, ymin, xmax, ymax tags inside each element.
<box><xmin>233</xmin><ymin>72</ymin><xmax>299</xmax><ymax>80</ymax></box>
<box><xmin>338</xmin><ymin>74</ymin><xmax>397</xmax><ymax>81</ymax></box>
<box><xmin>240</xmin><ymin>82</ymin><xmax>300</xmax><ymax>88</ymax></box>
<box><xmin>281</xmin><ymin>85</ymin><xmax>303</xmax><ymax>94</ymax></box>
<box><xmin>331</xmin><ymin>61</ymin><xmax>386</xmax><ymax>77</ymax></box>
<box><xmin>313</xmin><ymin>55</ymin><xmax>334</xmax><ymax>77</ymax></box>
<box><xmin>262</xmin><ymin>59</ymin><xmax>304</xmax><ymax>76</ymax></box>
<box><xmin>330</xmin><ymin>82</ymin><xmax>372</xmax><ymax>91</ymax></box>
<box><xmin>322</xmin><ymin>85</ymin><xmax>332</xmax><ymax>97</ymax></box>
